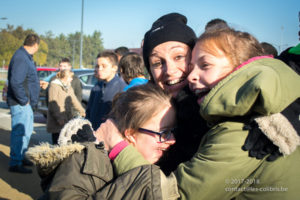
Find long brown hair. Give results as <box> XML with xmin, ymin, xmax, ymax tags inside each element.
<box><xmin>56</xmin><ymin>70</ymin><xmax>74</xmax><ymax>80</ymax></box>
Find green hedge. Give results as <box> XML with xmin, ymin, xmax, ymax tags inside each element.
<box><xmin>0</xmin><ymin>80</ymin><xmax>5</xmax><ymax>91</ymax></box>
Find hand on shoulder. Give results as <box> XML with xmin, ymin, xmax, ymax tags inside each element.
<box><xmin>94</xmin><ymin>119</ymin><xmax>124</xmax><ymax>151</ymax></box>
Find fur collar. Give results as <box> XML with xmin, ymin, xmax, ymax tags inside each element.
<box><xmin>26</xmin><ymin>143</ymin><xmax>85</xmax><ymax>168</ymax></box>
<box><xmin>255</xmin><ymin>113</ymin><xmax>300</xmax><ymax>155</ymax></box>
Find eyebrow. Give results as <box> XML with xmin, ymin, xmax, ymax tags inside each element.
<box><xmin>150</xmin><ymin>45</ymin><xmax>187</xmax><ymax>58</ymax></box>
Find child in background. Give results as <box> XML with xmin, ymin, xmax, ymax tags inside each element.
<box><xmin>86</xmin><ymin>51</ymin><xmax>127</xmax><ymax>130</ymax></box>
<box><xmin>119</xmin><ymin>52</ymin><xmax>149</xmax><ymax>91</ymax></box>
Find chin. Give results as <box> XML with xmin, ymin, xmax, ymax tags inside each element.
<box><xmin>167</xmin><ymin>81</ymin><xmax>187</xmax><ymax>96</ymax></box>
<box><xmin>147</xmin><ymin>155</ymin><xmax>160</xmax><ymax>164</ymax></box>
<box><xmin>151</xmin><ymin>158</ymin><xmax>159</xmax><ymax>164</ymax></box>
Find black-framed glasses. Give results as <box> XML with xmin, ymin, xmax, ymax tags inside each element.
<box><xmin>138</xmin><ymin>127</ymin><xmax>176</xmax><ymax>143</ymax></box>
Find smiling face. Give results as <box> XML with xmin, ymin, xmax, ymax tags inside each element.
<box><xmin>187</xmin><ymin>41</ymin><xmax>234</xmax><ymax>105</ymax></box>
<box><xmin>148</xmin><ymin>41</ymin><xmax>192</xmax><ymax>97</ymax></box>
<box><xmin>126</xmin><ymin>105</ymin><xmax>176</xmax><ymax>164</ymax></box>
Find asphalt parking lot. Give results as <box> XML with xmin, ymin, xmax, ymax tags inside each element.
<box><xmin>0</xmin><ymin>97</ymin><xmax>51</xmax><ymax>200</ymax></box>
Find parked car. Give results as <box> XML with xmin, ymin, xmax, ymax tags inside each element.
<box><xmin>36</xmin><ymin>66</ymin><xmax>58</xmax><ymax>80</ymax></box>
<box><xmin>37</xmin><ymin>69</ymin><xmax>97</xmax><ymax>117</ymax></box>
<box><xmin>2</xmin><ymin>67</ymin><xmax>58</xmax><ymax>102</ymax></box>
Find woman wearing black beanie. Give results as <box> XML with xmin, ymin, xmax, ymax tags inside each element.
<box><xmin>94</xmin><ymin>13</ymin><xmax>298</xmax><ymax>200</ymax></box>
<box><xmin>142</xmin><ymin>12</ymin><xmax>197</xmax><ymax>97</ymax></box>
<box><xmin>139</xmin><ymin>13</ymin><xmax>209</xmax><ymax>173</ymax></box>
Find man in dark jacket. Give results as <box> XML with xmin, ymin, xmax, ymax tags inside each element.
<box><xmin>7</xmin><ymin>34</ymin><xmax>40</xmax><ymax>173</ymax></box>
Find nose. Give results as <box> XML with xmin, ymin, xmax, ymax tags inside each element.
<box><xmin>165</xmin><ymin>133</ymin><xmax>176</xmax><ymax>145</ymax></box>
<box><xmin>163</xmin><ymin>61</ymin><xmax>177</xmax><ymax>76</ymax></box>
<box><xmin>187</xmin><ymin>66</ymin><xmax>199</xmax><ymax>84</ymax></box>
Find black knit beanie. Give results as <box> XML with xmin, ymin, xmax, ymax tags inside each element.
<box><xmin>143</xmin><ymin>13</ymin><xmax>197</xmax><ymax>71</ymax></box>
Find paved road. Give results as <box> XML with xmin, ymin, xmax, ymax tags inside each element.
<box><xmin>0</xmin><ymin>100</ymin><xmax>51</xmax><ymax>200</ymax></box>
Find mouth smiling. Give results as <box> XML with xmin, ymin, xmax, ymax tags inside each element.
<box><xmin>194</xmin><ymin>88</ymin><xmax>210</xmax><ymax>103</ymax></box>
<box><xmin>165</xmin><ymin>77</ymin><xmax>186</xmax><ymax>86</ymax></box>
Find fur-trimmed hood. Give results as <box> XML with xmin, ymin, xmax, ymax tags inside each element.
<box><xmin>255</xmin><ymin>112</ymin><xmax>300</xmax><ymax>155</ymax></box>
<box><xmin>51</xmin><ymin>78</ymin><xmax>72</xmax><ymax>91</ymax></box>
<box><xmin>26</xmin><ymin>118</ymin><xmax>96</xmax><ymax>177</ymax></box>
<box><xmin>27</xmin><ymin>141</ymin><xmax>113</xmax><ymax>199</ymax></box>
<box><xmin>26</xmin><ymin>143</ymin><xmax>86</xmax><ymax>176</ymax></box>
<box><xmin>58</xmin><ymin>117</ymin><xmax>94</xmax><ymax>145</ymax></box>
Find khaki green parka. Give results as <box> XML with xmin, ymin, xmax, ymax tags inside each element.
<box><xmin>112</xmin><ymin>57</ymin><xmax>300</xmax><ymax>200</ymax></box>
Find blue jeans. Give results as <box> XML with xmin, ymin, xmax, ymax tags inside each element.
<box><xmin>9</xmin><ymin>104</ymin><xmax>33</xmax><ymax>166</ymax></box>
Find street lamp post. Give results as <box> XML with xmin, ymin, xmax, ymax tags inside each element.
<box><xmin>280</xmin><ymin>26</ymin><xmax>284</xmax><ymax>53</ymax></box>
<box><xmin>79</xmin><ymin>0</ymin><xmax>84</xmax><ymax>69</ymax></box>
<box><xmin>72</xmin><ymin>40</ymin><xmax>76</xmax><ymax>67</ymax></box>
<box><xmin>1</xmin><ymin>17</ymin><xmax>7</xmax><ymax>69</ymax></box>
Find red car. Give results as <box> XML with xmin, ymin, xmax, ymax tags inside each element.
<box><xmin>36</xmin><ymin>67</ymin><xmax>58</xmax><ymax>80</ymax></box>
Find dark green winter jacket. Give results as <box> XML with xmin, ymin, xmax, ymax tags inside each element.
<box><xmin>27</xmin><ymin>142</ymin><xmax>177</xmax><ymax>200</ymax></box>
<box><xmin>111</xmin><ymin>57</ymin><xmax>300</xmax><ymax>200</ymax></box>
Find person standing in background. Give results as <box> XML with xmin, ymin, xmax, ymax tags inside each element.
<box><xmin>55</xmin><ymin>58</ymin><xmax>82</xmax><ymax>102</ymax></box>
<box><xmin>204</xmin><ymin>18</ymin><xmax>229</xmax><ymax>32</ymax></box>
<box><xmin>119</xmin><ymin>52</ymin><xmax>149</xmax><ymax>91</ymax></box>
<box><xmin>86</xmin><ymin>51</ymin><xmax>127</xmax><ymax>130</ymax></box>
<box><xmin>114</xmin><ymin>46</ymin><xmax>130</xmax><ymax>62</ymax></box>
<box><xmin>7</xmin><ymin>34</ymin><xmax>40</xmax><ymax>173</ymax></box>
<box><xmin>47</xmin><ymin>70</ymin><xmax>85</xmax><ymax>144</ymax></box>
<box><xmin>40</xmin><ymin>58</ymin><xmax>83</xmax><ymax>106</ymax></box>
<box><xmin>260</xmin><ymin>42</ymin><xmax>278</xmax><ymax>57</ymax></box>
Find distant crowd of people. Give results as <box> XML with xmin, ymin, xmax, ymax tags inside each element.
<box><xmin>6</xmin><ymin>12</ymin><xmax>300</xmax><ymax>200</ymax></box>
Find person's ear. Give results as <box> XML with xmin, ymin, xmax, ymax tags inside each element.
<box><xmin>112</xmin><ymin>64</ymin><xmax>118</xmax><ymax>72</ymax></box>
<box><xmin>124</xmin><ymin>129</ymin><xmax>137</xmax><ymax>145</ymax></box>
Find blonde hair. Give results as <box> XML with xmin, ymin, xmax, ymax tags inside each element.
<box><xmin>197</xmin><ymin>28</ymin><xmax>265</xmax><ymax>68</ymax></box>
<box><xmin>109</xmin><ymin>83</ymin><xmax>174</xmax><ymax>135</ymax></box>
<box><xmin>56</xmin><ymin>70</ymin><xmax>74</xmax><ymax>79</ymax></box>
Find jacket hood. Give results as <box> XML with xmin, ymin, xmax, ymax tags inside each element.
<box><xmin>26</xmin><ymin>118</ymin><xmax>95</xmax><ymax>176</ymax></box>
<box><xmin>26</xmin><ymin>143</ymin><xmax>85</xmax><ymax>176</ymax></box>
<box><xmin>51</xmin><ymin>78</ymin><xmax>71</xmax><ymax>91</ymax></box>
<box><xmin>254</xmin><ymin>113</ymin><xmax>300</xmax><ymax>155</ymax></box>
<box><xmin>58</xmin><ymin>117</ymin><xmax>93</xmax><ymax>145</ymax></box>
<box><xmin>199</xmin><ymin>58</ymin><xmax>300</xmax><ymax>156</ymax></box>
<box><xmin>200</xmin><ymin>58</ymin><xmax>300</xmax><ymax>124</ymax></box>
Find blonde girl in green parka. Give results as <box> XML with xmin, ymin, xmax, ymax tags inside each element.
<box><xmin>182</xmin><ymin>28</ymin><xmax>300</xmax><ymax>200</ymax></box>
<box><xmin>101</xmin><ymin>28</ymin><xmax>300</xmax><ymax>200</ymax></box>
